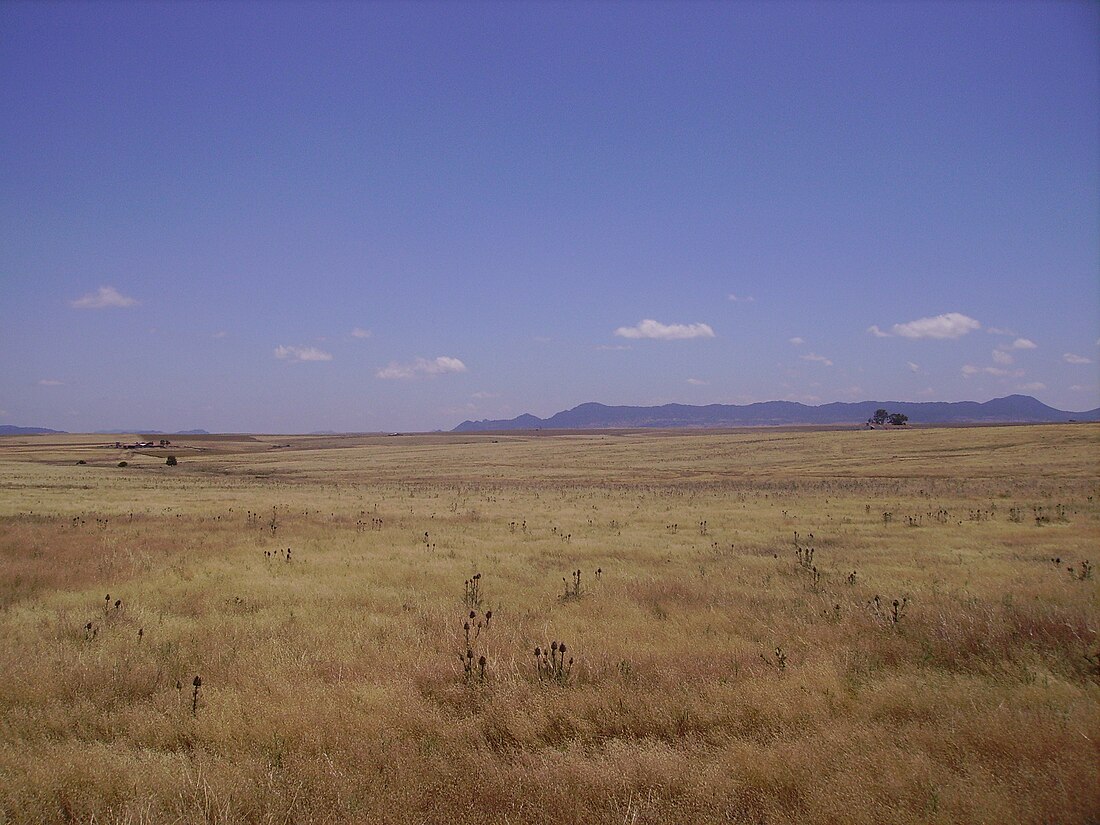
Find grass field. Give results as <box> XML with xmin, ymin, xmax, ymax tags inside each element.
<box><xmin>1</xmin><ymin>424</ymin><xmax>1098</xmax><ymax>824</ymax></box>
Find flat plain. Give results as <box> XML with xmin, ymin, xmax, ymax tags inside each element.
<box><xmin>0</xmin><ymin>424</ymin><xmax>1097</xmax><ymax>824</ymax></box>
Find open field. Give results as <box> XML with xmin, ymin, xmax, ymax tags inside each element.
<box><xmin>1</xmin><ymin>424</ymin><xmax>1098</xmax><ymax>824</ymax></box>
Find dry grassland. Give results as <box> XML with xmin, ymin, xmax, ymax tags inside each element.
<box><xmin>0</xmin><ymin>424</ymin><xmax>1097</xmax><ymax>824</ymax></box>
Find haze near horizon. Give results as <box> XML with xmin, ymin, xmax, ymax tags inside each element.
<box><xmin>2</xmin><ymin>2</ymin><xmax>1098</xmax><ymax>433</ymax></box>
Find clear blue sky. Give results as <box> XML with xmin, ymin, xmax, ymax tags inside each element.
<box><xmin>2</xmin><ymin>1</ymin><xmax>1097</xmax><ymax>432</ymax></box>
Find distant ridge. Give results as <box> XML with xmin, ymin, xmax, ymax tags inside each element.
<box><xmin>0</xmin><ymin>425</ymin><xmax>68</xmax><ymax>435</ymax></box>
<box><xmin>454</xmin><ymin>395</ymin><xmax>1100</xmax><ymax>431</ymax></box>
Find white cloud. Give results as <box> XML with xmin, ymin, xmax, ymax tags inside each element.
<box><xmin>38</xmin><ymin>379</ymin><xmax>63</xmax><ymax>386</ymax></box>
<box><xmin>1010</xmin><ymin>338</ymin><xmax>1036</xmax><ymax>350</ymax></box>
<box><xmin>992</xmin><ymin>349</ymin><xmax>1014</xmax><ymax>365</ymax></box>
<box><xmin>728</xmin><ymin>294</ymin><xmax>755</xmax><ymax>303</ymax></box>
<box><xmin>614</xmin><ymin>319</ymin><xmax>715</xmax><ymax>340</ymax></box>
<box><xmin>867</xmin><ymin>325</ymin><xmax>891</xmax><ymax>338</ymax></box>
<box><xmin>1064</xmin><ymin>353</ymin><xmax>1093</xmax><ymax>364</ymax></box>
<box><xmin>890</xmin><ymin>312</ymin><xmax>980</xmax><ymax>340</ymax></box>
<box><xmin>274</xmin><ymin>345</ymin><xmax>333</xmax><ymax>363</ymax></box>
<box><xmin>961</xmin><ymin>365</ymin><xmax>1021</xmax><ymax>378</ymax></box>
<box><xmin>351</xmin><ymin>328</ymin><xmax>372</xmax><ymax>339</ymax></box>
<box><xmin>70</xmin><ymin>286</ymin><xmax>138</xmax><ymax>309</ymax></box>
<box><xmin>1070</xmin><ymin>384</ymin><xmax>1086</xmax><ymax>392</ymax></box>
<box><xmin>686</xmin><ymin>378</ymin><xmax>708</xmax><ymax>385</ymax></box>
<box><xmin>1017</xmin><ymin>382</ymin><xmax>1046</xmax><ymax>392</ymax></box>
<box><xmin>906</xmin><ymin>361</ymin><xmax>921</xmax><ymax>373</ymax></box>
<box><xmin>788</xmin><ymin>337</ymin><xmax>805</xmax><ymax>346</ymax></box>
<box><xmin>376</xmin><ymin>356</ymin><xmax>467</xmax><ymax>379</ymax></box>
<box><xmin>800</xmin><ymin>353</ymin><xmax>833</xmax><ymax>366</ymax></box>
<box><xmin>212</xmin><ymin>331</ymin><xmax>228</xmax><ymax>339</ymax></box>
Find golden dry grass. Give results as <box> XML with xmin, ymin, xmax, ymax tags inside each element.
<box><xmin>0</xmin><ymin>424</ymin><xmax>1097</xmax><ymax>823</ymax></box>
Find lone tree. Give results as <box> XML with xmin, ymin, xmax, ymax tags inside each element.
<box><xmin>888</xmin><ymin>413</ymin><xmax>909</xmax><ymax>426</ymax></box>
<box><xmin>871</xmin><ymin>408</ymin><xmax>889</xmax><ymax>425</ymax></box>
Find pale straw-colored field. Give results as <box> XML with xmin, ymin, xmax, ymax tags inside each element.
<box><xmin>1</xmin><ymin>424</ymin><xmax>1097</xmax><ymax>824</ymax></box>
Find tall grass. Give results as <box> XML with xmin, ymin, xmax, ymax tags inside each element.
<box><xmin>0</xmin><ymin>424</ymin><xmax>1097</xmax><ymax>823</ymax></box>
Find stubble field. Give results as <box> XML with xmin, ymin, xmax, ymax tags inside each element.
<box><xmin>0</xmin><ymin>424</ymin><xmax>1097</xmax><ymax>824</ymax></box>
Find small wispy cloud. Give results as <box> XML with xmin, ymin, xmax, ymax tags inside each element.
<box><xmin>728</xmin><ymin>294</ymin><xmax>755</xmax><ymax>303</ymax></box>
<box><xmin>800</xmin><ymin>353</ymin><xmax>833</xmax><ymax>366</ymax></box>
<box><xmin>887</xmin><ymin>312</ymin><xmax>980</xmax><ymax>340</ymax></box>
<box><xmin>596</xmin><ymin>344</ymin><xmax>631</xmax><ymax>351</ymax></box>
<box><xmin>1010</xmin><ymin>338</ymin><xmax>1036</xmax><ymax>350</ymax></box>
<box><xmin>992</xmin><ymin>349</ymin><xmax>1014</xmax><ymax>365</ymax></box>
<box><xmin>986</xmin><ymin>326</ymin><xmax>1015</xmax><ymax>336</ymax></box>
<box><xmin>471</xmin><ymin>391</ymin><xmax>498</xmax><ymax>399</ymax></box>
<box><xmin>906</xmin><ymin>361</ymin><xmax>921</xmax><ymax>373</ymax></box>
<box><xmin>1017</xmin><ymin>382</ymin><xmax>1046</xmax><ymax>392</ymax></box>
<box><xmin>686</xmin><ymin>378</ymin><xmax>708</xmax><ymax>385</ymax></box>
<box><xmin>788</xmin><ymin>337</ymin><xmax>805</xmax><ymax>346</ymax></box>
<box><xmin>274</xmin><ymin>345</ymin><xmax>333</xmax><ymax>363</ymax></box>
<box><xmin>211</xmin><ymin>331</ymin><xmax>228</xmax><ymax>339</ymax></box>
<box><xmin>38</xmin><ymin>379</ymin><xmax>63</xmax><ymax>386</ymax></box>
<box><xmin>70</xmin><ymin>286</ymin><xmax>138</xmax><ymax>309</ymax></box>
<box><xmin>376</xmin><ymin>356</ymin><xmax>467</xmax><ymax>380</ymax></box>
<box><xmin>614</xmin><ymin>319</ymin><xmax>715</xmax><ymax>340</ymax></box>
<box><xmin>961</xmin><ymin>365</ymin><xmax>1021</xmax><ymax>378</ymax></box>
<box><xmin>1064</xmin><ymin>353</ymin><xmax>1092</xmax><ymax>364</ymax></box>
<box><xmin>350</xmin><ymin>327</ymin><xmax>372</xmax><ymax>339</ymax></box>
<box><xmin>867</xmin><ymin>325</ymin><xmax>891</xmax><ymax>338</ymax></box>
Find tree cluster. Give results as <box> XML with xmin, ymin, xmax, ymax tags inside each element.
<box><xmin>869</xmin><ymin>408</ymin><xmax>908</xmax><ymax>426</ymax></box>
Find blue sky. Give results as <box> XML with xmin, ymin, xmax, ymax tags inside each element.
<box><xmin>2</xmin><ymin>1</ymin><xmax>1097</xmax><ymax>432</ymax></box>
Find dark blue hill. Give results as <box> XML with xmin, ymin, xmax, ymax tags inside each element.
<box><xmin>454</xmin><ymin>395</ymin><xmax>1099</xmax><ymax>431</ymax></box>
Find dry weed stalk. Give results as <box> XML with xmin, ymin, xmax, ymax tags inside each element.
<box><xmin>534</xmin><ymin>640</ymin><xmax>573</xmax><ymax>684</ymax></box>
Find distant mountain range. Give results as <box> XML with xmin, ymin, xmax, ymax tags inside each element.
<box><xmin>454</xmin><ymin>395</ymin><xmax>1100</xmax><ymax>431</ymax></box>
<box><xmin>0</xmin><ymin>426</ymin><xmax>210</xmax><ymax>436</ymax></box>
<box><xmin>0</xmin><ymin>425</ymin><xmax>68</xmax><ymax>435</ymax></box>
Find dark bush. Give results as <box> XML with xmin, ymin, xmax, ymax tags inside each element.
<box><xmin>76</xmin><ymin>460</ymin><xmax>86</xmax><ymax>465</ymax></box>
<box><xmin>117</xmin><ymin>461</ymin><xmax>128</xmax><ymax>467</ymax></box>
<box><xmin>166</xmin><ymin>455</ymin><xmax>178</xmax><ymax>466</ymax></box>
